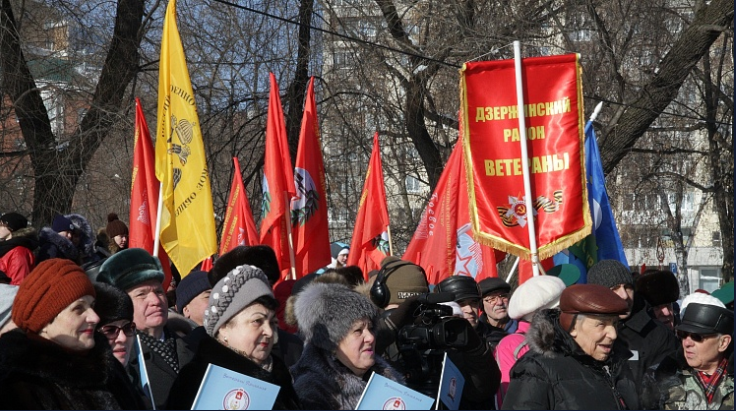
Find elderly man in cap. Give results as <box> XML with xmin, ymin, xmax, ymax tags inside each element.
<box><xmin>646</xmin><ymin>302</ymin><xmax>733</xmax><ymax>409</ymax></box>
<box><xmin>97</xmin><ymin>248</ymin><xmax>195</xmax><ymax>409</ymax></box>
<box><xmin>587</xmin><ymin>260</ymin><xmax>678</xmax><ymax>391</ymax></box>
<box><xmin>502</xmin><ymin>284</ymin><xmax>639</xmax><ymax>410</ymax></box>
<box><xmin>478</xmin><ymin>277</ymin><xmax>518</xmax><ymax>349</ymax></box>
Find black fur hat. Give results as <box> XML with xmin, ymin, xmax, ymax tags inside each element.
<box><xmin>636</xmin><ymin>269</ymin><xmax>680</xmax><ymax>307</ymax></box>
<box><xmin>209</xmin><ymin>245</ymin><xmax>280</xmax><ymax>286</ymax></box>
<box><xmin>93</xmin><ymin>282</ymin><xmax>134</xmax><ymax>326</ymax></box>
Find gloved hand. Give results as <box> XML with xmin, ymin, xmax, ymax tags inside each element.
<box><xmin>385</xmin><ymin>295</ymin><xmax>422</xmax><ymax>331</ymax></box>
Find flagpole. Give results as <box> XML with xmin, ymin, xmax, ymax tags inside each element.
<box><xmin>505</xmin><ymin>255</ymin><xmax>520</xmax><ymax>283</ymax></box>
<box><xmin>386</xmin><ymin>225</ymin><xmax>394</xmax><ymax>256</ymax></box>
<box><xmin>512</xmin><ymin>40</ymin><xmax>540</xmax><ymax>277</ymax></box>
<box><xmin>152</xmin><ymin>181</ymin><xmax>164</xmax><ymax>257</ymax></box>
<box><xmin>284</xmin><ymin>192</ymin><xmax>297</xmax><ymax>280</ymax></box>
<box><xmin>589</xmin><ymin>101</ymin><xmax>603</xmax><ymax>123</ymax></box>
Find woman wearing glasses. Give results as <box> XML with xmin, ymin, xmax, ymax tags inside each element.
<box><xmin>644</xmin><ymin>302</ymin><xmax>733</xmax><ymax>410</ymax></box>
<box><xmin>0</xmin><ymin>259</ymin><xmax>146</xmax><ymax>409</ymax></box>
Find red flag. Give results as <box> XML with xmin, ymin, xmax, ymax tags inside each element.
<box><xmin>220</xmin><ymin>157</ymin><xmax>259</xmax><ymax>255</ymax></box>
<box><xmin>129</xmin><ymin>97</ymin><xmax>173</xmax><ymax>289</ymax></box>
<box><xmin>291</xmin><ymin>77</ymin><xmax>331</xmax><ymax>277</ymax></box>
<box><xmin>518</xmin><ymin>257</ymin><xmax>555</xmax><ymax>285</ymax></box>
<box><xmin>347</xmin><ymin>132</ymin><xmax>390</xmax><ymax>279</ymax></box>
<box><xmin>404</xmin><ymin>133</ymin><xmax>504</xmax><ymax>285</ymax></box>
<box><xmin>260</xmin><ymin>73</ymin><xmax>296</xmax><ymax>278</ymax></box>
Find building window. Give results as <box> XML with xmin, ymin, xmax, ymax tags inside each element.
<box><xmin>698</xmin><ymin>268</ymin><xmax>720</xmax><ymax>293</ymax></box>
<box><xmin>405</xmin><ymin>176</ymin><xmax>421</xmax><ymax>193</ymax></box>
<box><xmin>712</xmin><ymin>231</ymin><xmax>721</xmax><ymax>247</ymax></box>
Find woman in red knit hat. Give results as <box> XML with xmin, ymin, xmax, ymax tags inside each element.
<box><xmin>0</xmin><ymin>259</ymin><xmax>146</xmax><ymax>409</ymax></box>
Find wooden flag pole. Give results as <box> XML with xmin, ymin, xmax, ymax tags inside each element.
<box><xmin>284</xmin><ymin>191</ymin><xmax>298</xmax><ymax>280</ymax></box>
<box><xmin>386</xmin><ymin>224</ymin><xmax>394</xmax><ymax>256</ymax></box>
<box><xmin>152</xmin><ymin>181</ymin><xmax>164</xmax><ymax>257</ymax></box>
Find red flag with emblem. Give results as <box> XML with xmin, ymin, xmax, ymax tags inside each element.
<box><xmin>220</xmin><ymin>157</ymin><xmax>259</xmax><ymax>255</ymax></box>
<box><xmin>291</xmin><ymin>77</ymin><xmax>331</xmax><ymax>277</ymax></box>
<box><xmin>347</xmin><ymin>132</ymin><xmax>390</xmax><ymax>279</ymax></box>
<box><xmin>259</xmin><ymin>73</ymin><xmax>296</xmax><ymax>278</ymax></box>
<box><xmin>129</xmin><ymin>97</ymin><xmax>173</xmax><ymax>289</ymax></box>
<box><xmin>404</xmin><ymin>127</ymin><xmax>504</xmax><ymax>284</ymax></box>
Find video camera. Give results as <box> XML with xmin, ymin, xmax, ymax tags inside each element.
<box><xmin>394</xmin><ymin>292</ymin><xmax>470</xmax><ymax>396</ymax></box>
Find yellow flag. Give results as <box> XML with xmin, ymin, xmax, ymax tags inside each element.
<box><xmin>155</xmin><ymin>0</ymin><xmax>216</xmax><ymax>277</ymax></box>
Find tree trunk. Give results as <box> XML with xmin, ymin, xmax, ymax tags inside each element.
<box><xmin>285</xmin><ymin>0</ymin><xmax>314</xmax><ymax>164</ymax></box>
<box><xmin>600</xmin><ymin>0</ymin><xmax>734</xmax><ymax>173</ymax></box>
<box><xmin>0</xmin><ymin>0</ymin><xmax>144</xmax><ymax>226</ymax></box>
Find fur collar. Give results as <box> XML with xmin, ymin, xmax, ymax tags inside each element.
<box><xmin>38</xmin><ymin>227</ymin><xmax>79</xmax><ymax>261</ymax></box>
<box><xmin>526</xmin><ymin>309</ymin><xmax>631</xmax><ymax>366</ymax></box>
<box><xmin>291</xmin><ymin>342</ymin><xmax>404</xmax><ymax>409</ymax></box>
<box><xmin>66</xmin><ymin>214</ymin><xmax>94</xmax><ymax>258</ymax></box>
<box><xmin>0</xmin><ymin>329</ymin><xmax>118</xmax><ymax>388</ymax></box>
<box><xmin>0</xmin><ymin>227</ymin><xmax>38</xmax><ymax>258</ymax></box>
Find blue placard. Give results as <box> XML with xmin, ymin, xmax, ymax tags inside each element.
<box><xmin>191</xmin><ymin>363</ymin><xmax>281</xmax><ymax>410</ymax></box>
<box><xmin>356</xmin><ymin>372</ymin><xmax>435</xmax><ymax>410</ymax></box>
<box><xmin>135</xmin><ymin>335</ymin><xmax>156</xmax><ymax>410</ymax></box>
<box><xmin>436</xmin><ymin>353</ymin><xmax>465</xmax><ymax>410</ymax></box>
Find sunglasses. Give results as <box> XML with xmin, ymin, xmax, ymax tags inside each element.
<box><xmin>99</xmin><ymin>322</ymin><xmax>136</xmax><ymax>339</ymax></box>
<box><xmin>676</xmin><ymin>330</ymin><xmax>716</xmax><ymax>343</ymax></box>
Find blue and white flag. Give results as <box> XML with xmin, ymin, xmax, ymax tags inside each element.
<box><xmin>583</xmin><ymin>121</ymin><xmax>628</xmax><ymax>266</ymax></box>
<box><xmin>135</xmin><ymin>335</ymin><xmax>156</xmax><ymax>410</ymax></box>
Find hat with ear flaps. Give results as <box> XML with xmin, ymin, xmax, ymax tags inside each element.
<box><xmin>636</xmin><ymin>269</ymin><xmax>680</xmax><ymax>307</ymax></box>
<box><xmin>294</xmin><ymin>282</ymin><xmax>377</xmax><ymax>352</ymax></box>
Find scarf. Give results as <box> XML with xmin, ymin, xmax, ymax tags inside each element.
<box><xmin>695</xmin><ymin>357</ymin><xmax>729</xmax><ymax>404</ymax></box>
<box><xmin>137</xmin><ymin>331</ymin><xmax>179</xmax><ymax>373</ymax></box>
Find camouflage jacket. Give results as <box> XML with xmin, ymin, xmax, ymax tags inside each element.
<box><xmin>648</xmin><ymin>361</ymin><xmax>734</xmax><ymax>410</ymax></box>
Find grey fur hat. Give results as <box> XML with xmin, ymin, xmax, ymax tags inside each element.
<box><xmin>204</xmin><ymin>264</ymin><xmax>273</xmax><ymax>337</ymax></box>
<box><xmin>294</xmin><ymin>282</ymin><xmax>377</xmax><ymax>352</ymax></box>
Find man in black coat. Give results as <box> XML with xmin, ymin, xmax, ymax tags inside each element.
<box><xmin>587</xmin><ymin>260</ymin><xmax>679</xmax><ymax>402</ymax></box>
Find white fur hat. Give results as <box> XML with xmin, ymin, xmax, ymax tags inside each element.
<box><xmin>508</xmin><ymin>275</ymin><xmax>566</xmax><ymax>322</ymax></box>
<box><xmin>294</xmin><ymin>282</ymin><xmax>377</xmax><ymax>351</ymax></box>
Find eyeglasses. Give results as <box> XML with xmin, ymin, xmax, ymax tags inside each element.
<box><xmin>483</xmin><ymin>294</ymin><xmax>509</xmax><ymax>304</ymax></box>
<box><xmin>676</xmin><ymin>330</ymin><xmax>716</xmax><ymax>343</ymax></box>
<box><xmin>99</xmin><ymin>322</ymin><xmax>136</xmax><ymax>338</ymax></box>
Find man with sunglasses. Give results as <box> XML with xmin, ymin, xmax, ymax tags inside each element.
<box><xmin>645</xmin><ymin>302</ymin><xmax>733</xmax><ymax>410</ymax></box>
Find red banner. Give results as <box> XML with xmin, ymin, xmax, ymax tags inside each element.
<box><xmin>404</xmin><ymin>135</ymin><xmax>504</xmax><ymax>285</ymax></box>
<box><xmin>220</xmin><ymin>157</ymin><xmax>259</xmax><ymax>255</ymax></box>
<box><xmin>460</xmin><ymin>54</ymin><xmax>591</xmax><ymax>260</ymax></box>
<box><xmin>291</xmin><ymin>77</ymin><xmax>331</xmax><ymax>277</ymax></box>
<box><xmin>130</xmin><ymin>97</ymin><xmax>172</xmax><ymax>289</ymax></box>
<box><xmin>260</xmin><ymin>73</ymin><xmax>296</xmax><ymax>278</ymax></box>
<box><xmin>347</xmin><ymin>132</ymin><xmax>390</xmax><ymax>279</ymax></box>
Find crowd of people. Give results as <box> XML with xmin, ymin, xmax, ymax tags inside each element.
<box><xmin>0</xmin><ymin>210</ymin><xmax>733</xmax><ymax>410</ymax></box>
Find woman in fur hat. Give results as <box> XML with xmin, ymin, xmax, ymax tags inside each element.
<box><xmin>502</xmin><ymin>284</ymin><xmax>640</xmax><ymax>410</ymax></box>
<box><xmin>0</xmin><ymin>259</ymin><xmax>146</xmax><ymax>409</ymax></box>
<box><xmin>290</xmin><ymin>282</ymin><xmax>404</xmax><ymax>410</ymax></box>
<box><xmin>165</xmin><ymin>265</ymin><xmax>300</xmax><ymax>410</ymax></box>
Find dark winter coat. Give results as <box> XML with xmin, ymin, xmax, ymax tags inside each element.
<box><xmin>36</xmin><ymin>227</ymin><xmax>80</xmax><ymax>264</ymax></box>
<box><xmin>502</xmin><ymin>309</ymin><xmax>640</xmax><ymax>410</ymax></box>
<box><xmin>129</xmin><ymin>327</ymin><xmax>195</xmax><ymax>410</ymax></box>
<box><xmin>0</xmin><ymin>226</ymin><xmax>38</xmax><ymax>285</ymax></box>
<box><xmin>165</xmin><ymin>334</ymin><xmax>300</xmax><ymax>410</ymax></box>
<box><xmin>0</xmin><ymin>329</ymin><xmax>147</xmax><ymax>410</ymax></box>
<box><xmin>617</xmin><ymin>295</ymin><xmax>678</xmax><ymax>387</ymax></box>
<box><xmin>291</xmin><ymin>342</ymin><xmax>405</xmax><ymax>410</ymax></box>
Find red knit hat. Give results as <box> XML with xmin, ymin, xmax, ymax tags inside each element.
<box><xmin>12</xmin><ymin>259</ymin><xmax>96</xmax><ymax>334</ymax></box>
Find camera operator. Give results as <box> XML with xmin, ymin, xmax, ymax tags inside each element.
<box><xmin>370</xmin><ymin>257</ymin><xmax>500</xmax><ymax>409</ymax></box>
